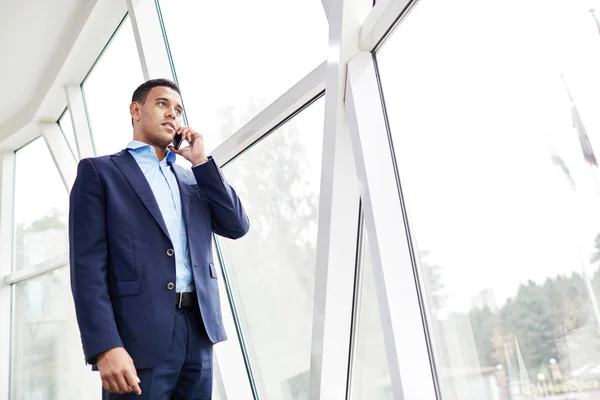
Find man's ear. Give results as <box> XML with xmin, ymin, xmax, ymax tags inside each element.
<box><xmin>130</xmin><ymin>102</ymin><xmax>141</xmax><ymax>122</ymax></box>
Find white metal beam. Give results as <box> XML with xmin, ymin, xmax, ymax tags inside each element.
<box><xmin>40</xmin><ymin>123</ymin><xmax>77</xmax><ymax>192</ymax></box>
<box><xmin>126</xmin><ymin>0</ymin><xmax>174</xmax><ymax>81</ymax></box>
<box><xmin>345</xmin><ymin>212</ymin><xmax>366</xmax><ymax>399</ymax></box>
<box><xmin>210</xmin><ymin>61</ymin><xmax>326</xmax><ymax>167</ymax></box>
<box><xmin>65</xmin><ymin>84</ymin><xmax>95</xmax><ymax>158</ymax></box>
<box><xmin>0</xmin><ymin>150</ymin><xmax>15</xmax><ymax>399</ymax></box>
<box><xmin>360</xmin><ymin>0</ymin><xmax>416</xmax><ymax>51</ymax></box>
<box><xmin>345</xmin><ymin>51</ymin><xmax>438</xmax><ymax>399</ymax></box>
<box><xmin>309</xmin><ymin>0</ymin><xmax>364</xmax><ymax>398</ymax></box>
<box><xmin>3</xmin><ymin>256</ymin><xmax>69</xmax><ymax>286</ymax></box>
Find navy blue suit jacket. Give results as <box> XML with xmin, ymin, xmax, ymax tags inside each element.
<box><xmin>69</xmin><ymin>150</ymin><xmax>249</xmax><ymax>369</ymax></box>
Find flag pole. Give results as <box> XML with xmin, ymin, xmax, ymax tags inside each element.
<box><xmin>560</xmin><ymin>73</ymin><xmax>600</xmax><ymax>189</ymax></box>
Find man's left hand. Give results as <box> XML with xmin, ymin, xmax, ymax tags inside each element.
<box><xmin>168</xmin><ymin>126</ymin><xmax>209</xmax><ymax>166</ymax></box>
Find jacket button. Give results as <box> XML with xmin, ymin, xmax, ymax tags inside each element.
<box><xmin>167</xmin><ymin>249</ymin><xmax>175</xmax><ymax>256</ymax></box>
<box><xmin>167</xmin><ymin>282</ymin><xmax>175</xmax><ymax>290</ymax></box>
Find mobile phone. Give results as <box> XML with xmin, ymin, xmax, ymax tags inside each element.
<box><xmin>172</xmin><ymin>133</ymin><xmax>184</xmax><ymax>150</ymax></box>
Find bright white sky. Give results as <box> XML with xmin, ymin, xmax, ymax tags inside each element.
<box><xmin>379</xmin><ymin>0</ymin><xmax>600</xmax><ymax>313</ymax></box>
<box><xmin>14</xmin><ymin>137</ymin><xmax>69</xmax><ymax>226</ymax></box>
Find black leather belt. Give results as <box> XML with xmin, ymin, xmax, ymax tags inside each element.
<box><xmin>175</xmin><ymin>292</ymin><xmax>197</xmax><ymax>308</ymax></box>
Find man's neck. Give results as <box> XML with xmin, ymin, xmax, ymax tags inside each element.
<box><xmin>133</xmin><ymin>137</ymin><xmax>167</xmax><ymax>161</ymax></box>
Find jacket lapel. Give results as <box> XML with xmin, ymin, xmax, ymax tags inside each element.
<box><xmin>111</xmin><ymin>150</ymin><xmax>171</xmax><ymax>241</ymax></box>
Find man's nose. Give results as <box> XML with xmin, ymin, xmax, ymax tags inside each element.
<box><xmin>165</xmin><ymin>107</ymin><xmax>177</xmax><ymax>118</ymax></box>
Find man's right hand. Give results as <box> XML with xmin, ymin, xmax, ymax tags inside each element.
<box><xmin>97</xmin><ymin>347</ymin><xmax>142</xmax><ymax>395</ymax></box>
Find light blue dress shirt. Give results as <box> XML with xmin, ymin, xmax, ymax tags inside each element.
<box><xmin>126</xmin><ymin>141</ymin><xmax>194</xmax><ymax>292</ymax></box>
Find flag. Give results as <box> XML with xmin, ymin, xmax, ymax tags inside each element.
<box><xmin>561</xmin><ymin>74</ymin><xmax>598</xmax><ymax>167</ymax></box>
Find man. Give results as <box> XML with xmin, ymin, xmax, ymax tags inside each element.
<box><xmin>69</xmin><ymin>78</ymin><xmax>249</xmax><ymax>399</ymax></box>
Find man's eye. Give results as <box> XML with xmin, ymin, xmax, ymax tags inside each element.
<box><xmin>176</xmin><ymin>109</ymin><xmax>182</xmax><ymax>115</ymax></box>
<box><xmin>158</xmin><ymin>102</ymin><xmax>166</xmax><ymax>106</ymax></box>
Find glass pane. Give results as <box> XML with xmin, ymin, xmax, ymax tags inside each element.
<box><xmin>83</xmin><ymin>16</ymin><xmax>144</xmax><ymax>156</ymax></box>
<box><xmin>158</xmin><ymin>0</ymin><xmax>328</xmax><ymax>152</ymax></box>
<box><xmin>218</xmin><ymin>98</ymin><xmax>324</xmax><ymax>399</ymax></box>
<box><xmin>350</xmin><ymin>229</ymin><xmax>392</xmax><ymax>399</ymax></box>
<box><xmin>58</xmin><ymin>108</ymin><xmax>78</xmax><ymax>160</ymax></box>
<box><xmin>12</xmin><ymin>266</ymin><xmax>101</xmax><ymax>399</ymax></box>
<box><xmin>378</xmin><ymin>0</ymin><xmax>600</xmax><ymax>398</ymax></box>
<box><xmin>13</xmin><ymin>137</ymin><xmax>68</xmax><ymax>271</ymax></box>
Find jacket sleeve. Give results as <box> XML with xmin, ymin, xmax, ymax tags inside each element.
<box><xmin>69</xmin><ymin>158</ymin><xmax>123</xmax><ymax>364</ymax></box>
<box><xmin>192</xmin><ymin>157</ymin><xmax>250</xmax><ymax>239</ymax></box>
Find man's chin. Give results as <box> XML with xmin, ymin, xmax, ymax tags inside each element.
<box><xmin>155</xmin><ymin>133</ymin><xmax>175</xmax><ymax>148</ymax></box>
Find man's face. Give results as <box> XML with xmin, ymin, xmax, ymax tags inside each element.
<box><xmin>132</xmin><ymin>86</ymin><xmax>183</xmax><ymax>147</ymax></box>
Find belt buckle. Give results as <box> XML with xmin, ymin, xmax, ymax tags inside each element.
<box><xmin>177</xmin><ymin>292</ymin><xmax>184</xmax><ymax>308</ymax></box>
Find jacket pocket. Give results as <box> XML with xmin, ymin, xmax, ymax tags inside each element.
<box><xmin>109</xmin><ymin>280</ymin><xmax>141</xmax><ymax>296</ymax></box>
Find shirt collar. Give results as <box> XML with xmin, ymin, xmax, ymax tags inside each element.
<box><xmin>126</xmin><ymin>140</ymin><xmax>176</xmax><ymax>164</ymax></box>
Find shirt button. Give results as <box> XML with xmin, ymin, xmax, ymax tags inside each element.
<box><xmin>167</xmin><ymin>282</ymin><xmax>175</xmax><ymax>290</ymax></box>
<box><xmin>167</xmin><ymin>249</ymin><xmax>175</xmax><ymax>256</ymax></box>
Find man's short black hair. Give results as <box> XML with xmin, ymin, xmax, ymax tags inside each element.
<box><xmin>131</xmin><ymin>78</ymin><xmax>182</xmax><ymax>104</ymax></box>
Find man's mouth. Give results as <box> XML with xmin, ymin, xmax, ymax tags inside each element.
<box><xmin>162</xmin><ymin>122</ymin><xmax>175</xmax><ymax>131</ymax></box>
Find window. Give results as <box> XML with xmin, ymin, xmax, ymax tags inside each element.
<box><xmin>349</xmin><ymin>228</ymin><xmax>392</xmax><ymax>399</ymax></box>
<box><xmin>58</xmin><ymin>108</ymin><xmax>78</xmax><ymax>160</ymax></box>
<box><xmin>13</xmin><ymin>137</ymin><xmax>68</xmax><ymax>271</ymax></box>
<box><xmin>11</xmin><ymin>139</ymin><xmax>98</xmax><ymax>398</ymax></box>
<box><xmin>158</xmin><ymin>0</ymin><xmax>328</xmax><ymax>152</ymax></box>
<box><xmin>378</xmin><ymin>0</ymin><xmax>600</xmax><ymax>398</ymax></box>
<box><xmin>11</xmin><ymin>266</ymin><xmax>101</xmax><ymax>399</ymax></box>
<box><xmin>217</xmin><ymin>97</ymin><xmax>324</xmax><ymax>399</ymax></box>
<box><xmin>83</xmin><ymin>16</ymin><xmax>144</xmax><ymax>156</ymax></box>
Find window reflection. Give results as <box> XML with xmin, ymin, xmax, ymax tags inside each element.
<box><xmin>157</xmin><ymin>0</ymin><xmax>328</xmax><ymax>152</ymax></box>
<box><xmin>13</xmin><ymin>137</ymin><xmax>68</xmax><ymax>271</ymax></box>
<box><xmin>12</xmin><ymin>267</ymin><xmax>101</xmax><ymax>399</ymax></box>
<box><xmin>217</xmin><ymin>98</ymin><xmax>324</xmax><ymax>399</ymax></box>
<box><xmin>378</xmin><ymin>0</ymin><xmax>600</xmax><ymax>398</ymax></box>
